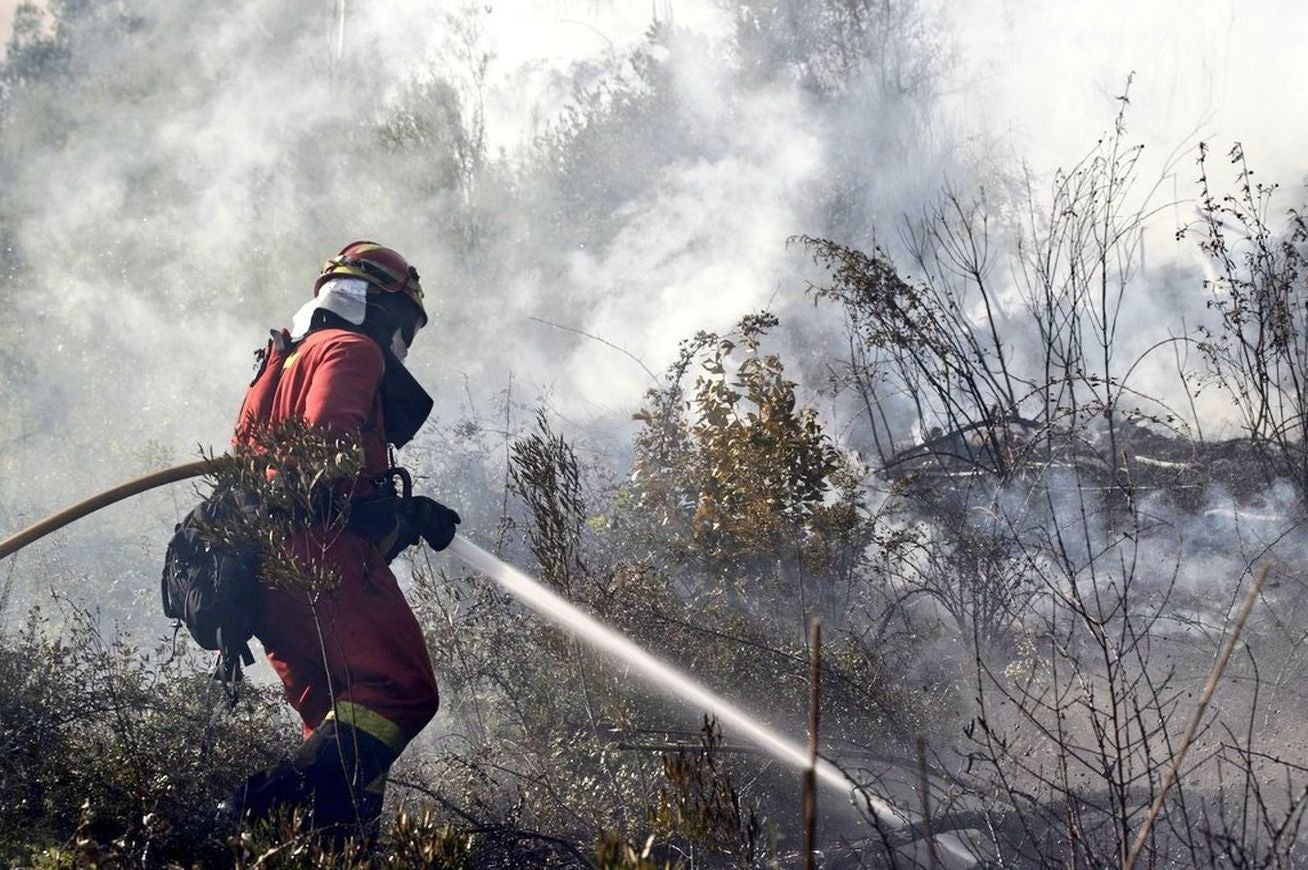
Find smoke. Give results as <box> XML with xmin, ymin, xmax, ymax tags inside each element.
<box><xmin>943</xmin><ymin>1</ymin><xmax>1308</xmax><ymax>429</ymax></box>
<box><xmin>950</xmin><ymin>2</ymin><xmax>1308</xmax><ymax>184</ymax></box>
<box><xmin>1</xmin><ymin>0</ymin><xmax>1307</xmax><ymax>625</ymax></box>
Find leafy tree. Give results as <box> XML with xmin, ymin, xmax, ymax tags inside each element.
<box><xmin>631</xmin><ymin>312</ymin><xmax>846</xmax><ymax>575</ymax></box>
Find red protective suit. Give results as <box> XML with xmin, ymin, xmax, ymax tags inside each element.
<box><xmin>233</xmin><ymin>326</ymin><xmax>439</xmax><ymax>751</ymax></box>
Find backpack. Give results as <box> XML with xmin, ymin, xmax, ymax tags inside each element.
<box><xmin>160</xmin><ymin>328</ymin><xmax>294</xmax><ymax>694</ymax></box>
<box><xmin>161</xmin><ymin>487</ymin><xmax>263</xmax><ymax>694</ymax></box>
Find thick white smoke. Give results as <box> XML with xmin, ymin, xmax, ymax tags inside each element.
<box><xmin>1</xmin><ymin>0</ymin><xmax>1307</xmax><ymax>629</ymax></box>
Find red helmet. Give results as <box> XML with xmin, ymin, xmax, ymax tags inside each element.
<box><xmin>316</xmin><ymin>240</ymin><xmax>427</xmax><ymax>326</ymax></box>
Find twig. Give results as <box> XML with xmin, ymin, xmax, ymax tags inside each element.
<box><xmin>527</xmin><ymin>315</ymin><xmax>659</xmax><ymax>384</ymax></box>
<box><xmin>466</xmin><ymin>826</ymin><xmax>596</xmax><ymax>869</ymax></box>
<box><xmin>389</xmin><ymin>777</ymin><xmax>483</xmax><ymax>826</ymax></box>
<box><xmin>1123</xmin><ymin>564</ymin><xmax>1269</xmax><ymax>870</ymax></box>
<box><xmin>917</xmin><ymin>736</ymin><xmax>937</xmax><ymax>870</ymax></box>
<box><xmin>496</xmin><ymin>370</ymin><xmax>513</xmax><ymax>557</ymax></box>
<box><xmin>387</xmin><ymin>779</ymin><xmax>599</xmax><ymax>868</ymax></box>
<box><xmin>804</xmin><ymin>618</ymin><xmax>821</xmax><ymax>870</ymax></box>
<box><xmin>392</xmin><ymin>778</ymin><xmax>596</xmax><ymax>867</ymax></box>
<box><xmin>610</xmin><ymin>742</ymin><xmax>765</xmax><ymax>754</ymax></box>
<box><xmin>872</xmin><ymin>810</ymin><xmax>994</xmax><ymax>847</ymax></box>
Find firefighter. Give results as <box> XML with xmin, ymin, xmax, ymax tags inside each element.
<box><xmin>219</xmin><ymin>241</ymin><xmax>459</xmax><ymax>839</ymax></box>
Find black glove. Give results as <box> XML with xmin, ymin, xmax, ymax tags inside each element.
<box><xmin>407</xmin><ymin>496</ymin><xmax>462</xmax><ymax>552</ymax></box>
<box><xmin>376</xmin><ymin>495</ymin><xmax>461</xmax><ymax>561</ymax></box>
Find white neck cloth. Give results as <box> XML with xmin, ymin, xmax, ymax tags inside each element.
<box><xmin>290</xmin><ymin>277</ymin><xmax>369</xmax><ymax>340</ymax></box>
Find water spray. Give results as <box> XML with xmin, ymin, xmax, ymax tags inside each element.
<box><xmin>452</xmin><ymin>536</ymin><xmax>853</xmax><ymax>793</ymax></box>
<box><xmin>0</xmin><ymin>463</ymin><xmax>977</xmax><ymax>866</ymax></box>
<box><xmin>449</xmin><ymin>537</ymin><xmax>977</xmax><ymax>864</ymax></box>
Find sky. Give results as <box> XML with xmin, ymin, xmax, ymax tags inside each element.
<box><xmin>0</xmin><ymin>1</ymin><xmax>18</xmax><ymax>44</ymax></box>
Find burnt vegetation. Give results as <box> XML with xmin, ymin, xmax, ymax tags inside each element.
<box><xmin>2</xmin><ymin>1</ymin><xmax>1308</xmax><ymax>868</ymax></box>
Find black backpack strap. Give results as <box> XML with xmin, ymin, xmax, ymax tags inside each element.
<box><xmin>214</xmin><ymin>627</ymin><xmax>257</xmax><ymax>707</ymax></box>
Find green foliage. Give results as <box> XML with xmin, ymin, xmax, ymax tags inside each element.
<box><xmin>204</xmin><ymin>418</ymin><xmax>366</xmax><ymax>594</ymax></box>
<box><xmin>631</xmin><ymin>312</ymin><xmax>846</xmax><ymax>572</ymax></box>
<box><xmin>0</xmin><ymin>598</ymin><xmax>291</xmax><ymax>866</ymax></box>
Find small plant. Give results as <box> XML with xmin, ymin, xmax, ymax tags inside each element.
<box><xmin>202</xmin><ymin>418</ymin><xmax>366</xmax><ymax>594</ymax></box>
<box><xmin>510</xmin><ymin>409</ymin><xmax>588</xmax><ymax>593</ymax></box>
<box><xmin>630</xmin><ymin>312</ymin><xmax>849</xmax><ymax>597</ymax></box>
<box><xmin>1189</xmin><ymin>141</ymin><xmax>1308</xmax><ymax>497</ymax></box>
<box><xmin>650</xmin><ymin>717</ymin><xmax>761</xmax><ymax>868</ymax></box>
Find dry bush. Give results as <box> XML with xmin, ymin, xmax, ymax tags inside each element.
<box><xmin>0</xmin><ymin>596</ymin><xmax>292</xmax><ymax>866</ymax></box>
<box><xmin>797</xmin><ymin>107</ymin><xmax>1308</xmax><ymax>867</ymax></box>
<box><xmin>1190</xmin><ymin>141</ymin><xmax>1308</xmax><ymax>499</ymax></box>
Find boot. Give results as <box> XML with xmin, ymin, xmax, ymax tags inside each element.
<box><xmin>217</xmin><ymin>760</ymin><xmax>309</xmax><ymax>830</ymax></box>
<box><xmin>292</xmin><ymin>717</ymin><xmax>396</xmax><ymax>843</ymax></box>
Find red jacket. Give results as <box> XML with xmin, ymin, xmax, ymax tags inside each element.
<box><xmin>235</xmin><ymin>328</ymin><xmax>390</xmax><ymax>492</ymax></box>
<box><xmin>233</xmin><ymin>327</ymin><xmax>439</xmax><ymax>747</ymax></box>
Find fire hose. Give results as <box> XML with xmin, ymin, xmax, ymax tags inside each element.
<box><xmin>0</xmin><ymin>459</ymin><xmax>212</xmax><ymax>559</ymax></box>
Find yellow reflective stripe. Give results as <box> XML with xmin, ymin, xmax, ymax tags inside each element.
<box><xmin>282</xmin><ymin>350</ymin><xmax>300</xmax><ymax>370</ymax></box>
<box><xmin>326</xmin><ymin>701</ymin><xmax>406</xmax><ymax>752</ymax></box>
